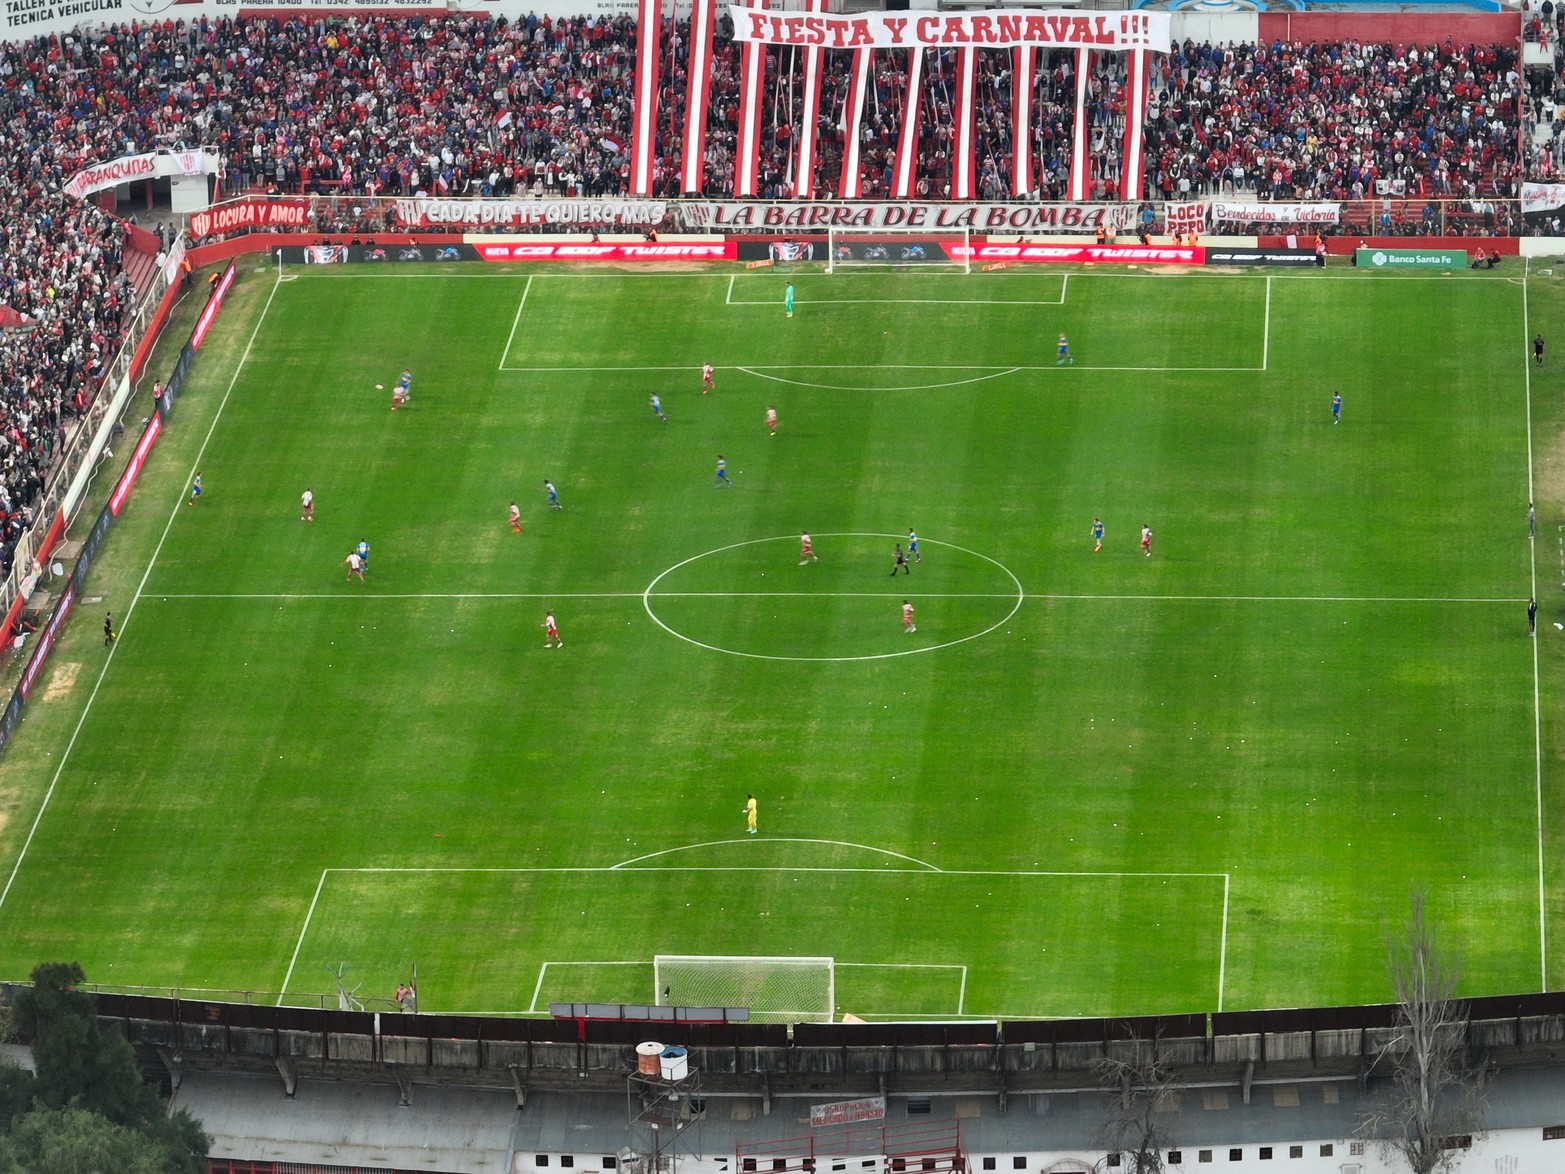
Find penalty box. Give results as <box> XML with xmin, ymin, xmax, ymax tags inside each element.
<box><xmin>282</xmin><ymin>863</ymin><xmax>1229</xmax><ymax>1019</ymax></box>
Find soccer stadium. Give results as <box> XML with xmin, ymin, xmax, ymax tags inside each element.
<box><xmin>1</xmin><ymin>0</ymin><xmax>1565</xmax><ymax>1169</ymax></box>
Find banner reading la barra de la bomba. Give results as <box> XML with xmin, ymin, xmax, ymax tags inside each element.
<box><xmin>728</xmin><ymin>8</ymin><xmax>1169</xmax><ymax>52</ymax></box>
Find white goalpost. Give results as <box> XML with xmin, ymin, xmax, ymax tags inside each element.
<box><xmin>654</xmin><ymin>954</ymin><xmax>836</xmax><ymax>1023</ymax></box>
<box><xmin>825</xmin><ymin>225</ymin><xmax>972</xmax><ymax>274</ymax></box>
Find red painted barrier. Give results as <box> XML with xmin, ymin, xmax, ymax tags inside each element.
<box><xmin>0</xmin><ymin>514</ymin><xmax>64</xmax><ymax>659</ymax></box>
<box><xmin>127</xmin><ymin>272</ymin><xmax>184</xmax><ymax>384</ymax></box>
<box><xmin>186</xmin><ymin>232</ymin><xmax>465</xmax><ymax>270</ymax></box>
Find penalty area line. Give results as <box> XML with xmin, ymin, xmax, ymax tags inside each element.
<box><xmin>498</xmin><ymin>274</ymin><xmax>533</xmax><ymax>371</ymax></box>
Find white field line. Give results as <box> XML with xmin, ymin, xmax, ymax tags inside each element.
<box><xmin>530</xmin><ymin>963</ymin><xmax>548</xmax><ymax>1013</ymax></box>
<box><xmin>0</xmin><ymin>276</ymin><xmax>284</xmax><ymax>916</ymax></box>
<box><xmin>1218</xmin><ymin>873</ymin><xmax>1231</xmax><ymax>1013</ymax></box>
<box><xmin>528</xmin><ymin>960</ymin><xmax>644</xmax><ymax>1013</ymax></box>
<box><xmin>1262</xmin><ymin>274</ymin><xmax>1272</xmax><ymax>372</ymax></box>
<box><xmin>147</xmin><ymin>590</ymin><xmax>1523</xmax><ymax>604</ymax></box>
<box><xmin>1526</xmin><ymin>271</ymin><xmax>1546</xmax><ymax>991</ymax></box>
<box><xmin>836</xmin><ymin>961</ymin><xmax>968</xmax><ymax>968</ymax></box>
<box><xmin>278</xmin><ymin>869</ymin><xmax>331</xmax><ymax>1005</ymax></box>
<box><xmin>297</xmin><ymin>267</ymin><xmax>1516</xmax><ymax>283</ymax></box>
<box><xmin>498</xmin><ymin>275</ymin><xmax>533</xmax><ymax>370</ymax></box>
<box><xmin>738</xmin><ymin>367</ymin><xmax>1022</xmax><ymax>392</ymax></box>
<box><xmin>320</xmin><ymin>863</ymin><xmax>1231</xmax><ymax>880</ymax></box>
<box><xmin>728</xmin><ymin>297</ymin><xmax>1066</xmax><ymax>306</ymax></box>
<box><xmin>500</xmin><ymin>361</ymin><xmax>1266</xmax><ymax>375</ymax></box>
<box><xmin>616</xmin><ymin>837</ymin><xmax>941</xmax><ymax>870</ymax></box>
<box><xmin>835</xmin><ymin>961</ymin><xmax>968</xmax><ymax>1018</ymax></box>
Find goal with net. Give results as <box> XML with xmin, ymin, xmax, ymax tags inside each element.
<box><xmin>654</xmin><ymin>955</ymin><xmax>836</xmax><ymax>1023</ymax></box>
<box><xmin>825</xmin><ymin>226</ymin><xmax>972</xmax><ymax>274</ymax></box>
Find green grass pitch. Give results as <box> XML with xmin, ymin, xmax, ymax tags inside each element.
<box><xmin>0</xmin><ymin>259</ymin><xmax>1557</xmax><ymax>1020</ymax></box>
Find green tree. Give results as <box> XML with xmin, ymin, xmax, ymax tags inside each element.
<box><xmin>12</xmin><ymin>962</ymin><xmax>157</xmax><ymax>1127</ymax></box>
<box><xmin>0</xmin><ymin>1105</ymin><xmax>170</xmax><ymax>1174</ymax></box>
<box><xmin>0</xmin><ymin>1064</ymin><xmax>33</xmax><ymax>1134</ymax></box>
<box><xmin>4</xmin><ymin>963</ymin><xmax>209</xmax><ymax>1173</ymax></box>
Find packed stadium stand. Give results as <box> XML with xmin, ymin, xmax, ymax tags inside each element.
<box><xmin>0</xmin><ymin>10</ymin><xmax>1534</xmax><ymax>574</ymax></box>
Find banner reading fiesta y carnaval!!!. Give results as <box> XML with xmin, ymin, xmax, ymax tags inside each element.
<box><xmin>726</xmin><ymin>8</ymin><xmax>1169</xmax><ymax>52</ymax></box>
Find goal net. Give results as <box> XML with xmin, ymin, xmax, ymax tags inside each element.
<box><xmin>826</xmin><ymin>226</ymin><xmax>972</xmax><ymax>274</ymax></box>
<box><xmin>654</xmin><ymin>955</ymin><xmax>835</xmax><ymax>1023</ymax></box>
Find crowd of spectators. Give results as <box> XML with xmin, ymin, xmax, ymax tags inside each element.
<box><xmin>642</xmin><ymin>29</ymin><xmax>1520</xmax><ymax>208</ymax></box>
<box><xmin>1142</xmin><ymin>37</ymin><xmax>1520</xmax><ymax>205</ymax></box>
<box><xmin>0</xmin><ymin>39</ymin><xmax>132</xmax><ymax>579</ymax></box>
<box><xmin>1523</xmin><ymin>0</ymin><xmax>1565</xmax><ymax>234</ymax></box>
<box><xmin>0</xmin><ymin>12</ymin><xmax>1537</xmax><ymax>583</ymax></box>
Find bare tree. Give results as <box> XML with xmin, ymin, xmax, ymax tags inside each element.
<box><xmin>1360</xmin><ymin>891</ymin><xmax>1487</xmax><ymax>1174</ymax></box>
<box><xmin>1091</xmin><ymin>1034</ymin><xmax>1179</xmax><ymax>1174</ymax></box>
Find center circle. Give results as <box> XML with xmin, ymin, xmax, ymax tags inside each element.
<box><xmin>641</xmin><ymin>533</ymin><xmax>1024</xmax><ymax>662</ymax></box>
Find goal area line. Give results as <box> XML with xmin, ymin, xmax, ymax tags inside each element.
<box><xmin>527</xmin><ymin>958</ymin><xmax>970</xmax><ymax>1019</ymax></box>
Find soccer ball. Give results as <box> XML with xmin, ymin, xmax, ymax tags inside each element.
<box><xmin>375</xmin><ymin>384</ymin><xmax>384</xmax><ymax>390</ymax></box>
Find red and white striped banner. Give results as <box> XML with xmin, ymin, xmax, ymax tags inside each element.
<box><xmin>1066</xmin><ymin>47</ymin><xmax>1091</xmax><ymax>201</ymax></box>
<box><xmin>630</xmin><ymin>0</ymin><xmax>661</xmax><ymax>195</ymax></box>
<box><xmin>681</xmin><ymin>0</ymin><xmax>718</xmax><ymax>193</ymax></box>
<box><xmin>951</xmin><ymin>47</ymin><xmax>977</xmax><ymax>200</ymax></box>
<box><xmin>838</xmin><ymin>48</ymin><xmax>872</xmax><ymax>199</ymax></box>
<box><xmin>1011</xmin><ymin>46</ymin><xmax>1035</xmax><ymax>197</ymax></box>
<box><xmin>891</xmin><ymin>48</ymin><xmax>925</xmax><ymax>199</ymax></box>
<box><xmin>1118</xmin><ymin>47</ymin><xmax>1147</xmax><ymax>201</ymax></box>
<box><xmin>734</xmin><ymin>0</ymin><xmax>767</xmax><ymax>196</ymax></box>
<box><xmin>792</xmin><ymin>0</ymin><xmax>830</xmax><ymax>198</ymax></box>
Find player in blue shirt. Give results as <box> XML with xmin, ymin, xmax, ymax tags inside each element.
<box><xmin>1055</xmin><ymin>334</ymin><xmax>1073</xmax><ymax>366</ymax></box>
<box><xmin>187</xmin><ymin>472</ymin><xmax>202</xmax><ymax>506</ymax></box>
<box><xmin>907</xmin><ymin>529</ymin><xmax>920</xmax><ymax>563</ymax></box>
<box><xmin>1331</xmin><ymin>392</ymin><xmax>1342</xmax><ymax>424</ymax></box>
<box><xmin>544</xmin><ymin>480</ymin><xmax>562</xmax><ymax>509</ymax></box>
<box><xmin>356</xmin><ymin>539</ymin><xmax>370</xmax><ymax>569</ymax></box>
<box><xmin>715</xmin><ymin>455</ymin><xmax>731</xmax><ymax>487</ymax></box>
<box><xmin>650</xmin><ymin>393</ymin><xmax>667</xmax><ymax>422</ymax></box>
<box><xmin>1092</xmin><ymin>517</ymin><xmax>1104</xmax><ymax>552</ymax></box>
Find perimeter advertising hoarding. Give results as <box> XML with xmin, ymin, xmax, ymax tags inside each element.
<box><xmin>275</xmin><ymin>244</ymin><xmax>477</xmax><ymax>264</ymax></box>
<box><xmin>473</xmin><ymin>242</ymin><xmax>736</xmax><ymax>262</ymax></box>
<box><xmin>951</xmin><ymin>243</ymin><xmax>1204</xmax><ymax>265</ymax></box>
<box><xmin>735</xmin><ymin>240</ymin><xmax>948</xmax><ymax>264</ymax></box>
<box><xmin>1354</xmin><ymin>248</ymin><xmax>1469</xmax><ymax>269</ymax></box>
<box><xmin>1204</xmin><ymin>249</ymin><xmax>1318</xmax><ymax>268</ymax></box>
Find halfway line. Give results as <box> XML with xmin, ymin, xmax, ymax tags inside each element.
<box><xmin>147</xmin><ymin>590</ymin><xmax>1519</xmax><ymax>604</ymax></box>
